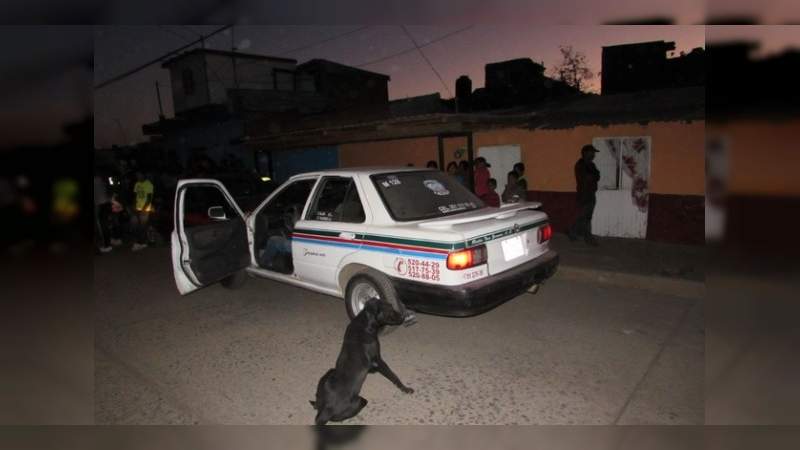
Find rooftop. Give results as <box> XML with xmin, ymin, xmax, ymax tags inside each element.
<box><xmin>298</xmin><ymin>58</ymin><xmax>391</xmax><ymax>80</ymax></box>
<box><xmin>162</xmin><ymin>48</ymin><xmax>297</xmax><ymax>67</ymax></box>
<box><xmin>247</xmin><ymin>86</ymin><xmax>704</xmax><ymax>148</ymax></box>
<box><xmin>602</xmin><ymin>40</ymin><xmax>676</xmax><ymax>51</ymax></box>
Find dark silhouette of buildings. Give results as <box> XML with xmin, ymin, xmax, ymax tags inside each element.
<box><xmin>470</xmin><ymin>58</ymin><xmax>580</xmax><ymax>110</ymax></box>
<box><xmin>708</xmin><ymin>41</ymin><xmax>800</xmax><ymax>117</ymax></box>
<box><xmin>601</xmin><ymin>41</ymin><xmax>705</xmax><ymax>95</ymax></box>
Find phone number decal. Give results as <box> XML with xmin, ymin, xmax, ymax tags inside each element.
<box><xmin>394</xmin><ymin>257</ymin><xmax>441</xmax><ymax>281</ymax></box>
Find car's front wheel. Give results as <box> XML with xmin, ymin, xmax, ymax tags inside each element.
<box><xmin>344</xmin><ymin>270</ymin><xmax>406</xmax><ymax>334</ymax></box>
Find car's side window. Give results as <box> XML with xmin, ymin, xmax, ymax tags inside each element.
<box><xmin>262</xmin><ymin>179</ymin><xmax>317</xmax><ymax>218</ymax></box>
<box><xmin>307</xmin><ymin>177</ymin><xmax>365</xmax><ymax>223</ymax></box>
<box><xmin>183</xmin><ymin>185</ymin><xmax>238</xmax><ymax>228</ymax></box>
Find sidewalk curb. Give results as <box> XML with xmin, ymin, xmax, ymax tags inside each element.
<box><xmin>555</xmin><ymin>265</ymin><xmax>705</xmax><ymax>300</ymax></box>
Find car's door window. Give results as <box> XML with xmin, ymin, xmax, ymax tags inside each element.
<box><xmin>254</xmin><ymin>178</ymin><xmax>316</xmax><ymax>273</ymax></box>
<box><xmin>306</xmin><ymin>177</ymin><xmax>365</xmax><ymax>223</ymax></box>
<box><xmin>262</xmin><ymin>179</ymin><xmax>316</xmax><ymax>218</ymax></box>
<box><xmin>183</xmin><ymin>185</ymin><xmax>239</xmax><ymax>228</ymax></box>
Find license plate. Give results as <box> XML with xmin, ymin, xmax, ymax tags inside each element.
<box><xmin>501</xmin><ymin>235</ymin><xmax>525</xmax><ymax>261</ymax></box>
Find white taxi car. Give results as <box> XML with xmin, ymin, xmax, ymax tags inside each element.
<box><xmin>171</xmin><ymin>167</ymin><xmax>558</xmax><ymax>321</ymax></box>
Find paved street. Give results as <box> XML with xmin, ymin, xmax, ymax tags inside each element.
<box><xmin>95</xmin><ymin>246</ymin><xmax>703</xmax><ymax>425</ymax></box>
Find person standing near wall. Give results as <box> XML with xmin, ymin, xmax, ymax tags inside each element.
<box><xmin>482</xmin><ymin>178</ymin><xmax>501</xmax><ymax>207</ymax></box>
<box><xmin>473</xmin><ymin>157</ymin><xmax>491</xmax><ymax>197</ymax></box>
<box><xmin>132</xmin><ymin>171</ymin><xmax>154</xmax><ymax>252</ymax></box>
<box><xmin>457</xmin><ymin>160</ymin><xmax>470</xmax><ymax>186</ymax></box>
<box><xmin>502</xmin><ymin>171</ymin><xmax>526</xmax><ymax>203</ymax></box>
<box><xmin>94</xmin><ymin>175</ymin><xmax>112</xmax><ymax>253</ymax></box>
<box><xmin>513</xmin><ymin>162</ymin><xmax>528</xmax><ymax>192</ymax></box>
<box><xmin>568</xmin><ymin>145</ymin><xmax>601</xmax><ymax>246</ymax></box>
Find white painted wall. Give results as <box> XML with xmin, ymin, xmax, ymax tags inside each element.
<box><xmin>478</xmin><ymin>144</ymin><xmax>521</xmax><ymax>203</ymax></box>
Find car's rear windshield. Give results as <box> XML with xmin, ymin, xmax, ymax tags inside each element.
<box><xmin>371</xmin><ymin>170</ymin><xmax>485</xmax><ymax>221</ymax></box>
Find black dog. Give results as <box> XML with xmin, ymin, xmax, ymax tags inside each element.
<box><xmin>310</xmin><ymin>298</ymin><xmax>414</xmax><ymax>424</ymax></box>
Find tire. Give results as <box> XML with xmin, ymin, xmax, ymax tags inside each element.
<box><xmin>344</xmin><ymin>270</ymin><xmax>406</xmax><ymax>335</ymax></box>
<box><xmin>221</xmin><ymin>270</ymin><xmax>248</xmax><ymax>289</ymax></box>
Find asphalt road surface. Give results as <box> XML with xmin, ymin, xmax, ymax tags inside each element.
<box><xmin>95</xmin><ymin>246</ymin><xmax>703</xmax><ymax>425</ymax></box>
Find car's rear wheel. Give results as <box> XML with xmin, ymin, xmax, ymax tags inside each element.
<box><xmin>345</xmin><ymin>270</ymin><xmax>406</xmax><ymax>334</ymax></box>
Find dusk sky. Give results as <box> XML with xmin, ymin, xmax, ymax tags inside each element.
<box><xmin>0</xmin><ymin>26</ymin><xmax>91</xmax><ymax>150</ymax></box>
<box><xmin>94</xmin><ymin>25</ymin><xmax>706</xmax><ymax>148</ymax></box>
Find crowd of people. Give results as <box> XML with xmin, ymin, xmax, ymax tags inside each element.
<box><xmin>427</xmin><ymin>158</ymin><xmax>529</xmax><ymax>208</ymax></box>
<box><xmin>94</xmin><ymin>145</ymin><xmax>602</xmax><ymax>254</ymax></box>
<box><xmin>427</xmin><ymin>143</ymin><xmax>602</xmax><ymax>246</ymax></box>
<box><xmin>94</xmin><ymin>169</ymin><xmax>163</xmax><ymax>254</ymax></box>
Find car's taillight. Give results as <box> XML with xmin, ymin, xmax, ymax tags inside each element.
<box><xmin>447</xmin><ymin>245</ymin><xmax>487</xmax><ymax>270</ymax></box>
<box><xmin>538</xmin><ymin>224</ymin><xmax>552</xmax><ymax>243</ymax></box>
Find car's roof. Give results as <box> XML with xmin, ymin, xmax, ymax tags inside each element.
<box><xmin>291</xmin><ymin>166</ymin><xmax>436</xmax><ymax>178</ymax></box>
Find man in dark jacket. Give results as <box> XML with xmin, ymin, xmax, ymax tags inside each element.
<box><xmin>568</xmin><ymin>144</ymin><xmax>601</xmax><ymax>246</ymax></box>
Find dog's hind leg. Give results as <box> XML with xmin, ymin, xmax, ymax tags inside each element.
<box><xmin>331</xmin><ymin>397</ymin><xmax>368</xmax><ymax>422</ymax></box>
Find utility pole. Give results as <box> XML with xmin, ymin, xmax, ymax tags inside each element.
<box><xmin>112</xmin><ymin>118</ymin><xmax>129</xmax><ymax>145</ymax></box>
<box><xmin>231</xmin><ymin>25</ymin><xmax>239</xmax><ymax>89</ymax></box>
<box><xmin>155</xmin><ymin>81</ymin><xmax>165</xmax><ymax>119</ymax></box>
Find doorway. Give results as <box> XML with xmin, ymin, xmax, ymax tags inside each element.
<box><xmin>591</xmin><ymin>136</ymin><xmax>651</xmax><ymax>238</ymax></box>
<box><xmin>477</xmin><ymin>144</ymin><xmax>522</xmax><ymax>203</ymax></box>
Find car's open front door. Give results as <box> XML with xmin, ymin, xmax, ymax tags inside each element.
<box><xmin>171</xmin><ymin>179</ymin><xmax>250</xmax><ymax>295</ymax></box>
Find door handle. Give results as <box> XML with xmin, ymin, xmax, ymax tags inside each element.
<box><xmin>338</xmin><ymin>232</ymin><xmax>356</xmax><ymax>240</ymax></box>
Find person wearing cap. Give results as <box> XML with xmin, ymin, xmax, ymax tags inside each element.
<box><xmin>473</xmin><ymin>157</ymin><xmax>491</xmax><ymax>197</ymax></box>
<box><xmin>568</xmin><ymin>144</ymin><xmax>601</xmax><ymax>246</ymax></box>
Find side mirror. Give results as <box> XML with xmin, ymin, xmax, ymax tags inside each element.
<box><xmin>208</xmin><ymin>206</ymin><xmax>227</xmax><ymax>220</ymax></box>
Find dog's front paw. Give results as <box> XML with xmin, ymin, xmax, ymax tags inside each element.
<box><xmin>401</xmin><ymin>386</ymin><xmax>414</xmax><ymax>394</ymax></box>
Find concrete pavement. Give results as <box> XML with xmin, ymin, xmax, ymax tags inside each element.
<box><xmin>95</xmin><ymin>246</ymin><xmax>702</xmax><ymax>425</ymax></box>
<box><xmin>550</xmin><ymin>233</ymin><xmax>705</xmax><ymax>299</ymax></box>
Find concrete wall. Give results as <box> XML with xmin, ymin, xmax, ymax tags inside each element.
<box><xmin>473</xmin><ymin>121</ymin><xmax>705</xmax><ymax>195</ymax></box>
<box><xmin>271</xmin><ymin>146</ymin><xmax>338</xmax><ymax>184</ymax></box>
<box><xmin>167</xmin><ymin>56</ymin><xmax>210</xmax><ymax>114</ymax></box>
<box><xmin>168</xmin><ymin>53</ymin><xmax>298</xmax><ymax>114</ymax></box>
<box><xmin>474</xmin><ymin>120</ymin><xmax>705</xmax><ymax>244</ymax></box>
<box><xmin>707</xmin><ymin>119</ymin><xmax>800</xmax><ymax>247</ymax></box>
<box><xmin>708</xmin><ymin>119</ymin><xmax>800</xmax><ymax>196</ymax></box>
<box><xmin>333</xmin><ymin>120</ymin><xmax>704</xmax><ymax>243</ymax></box>
<box><xmin>339</xmin><ymin>137</ymin><xmax>438</xmax><ymax>168</ymax></box>
<box><xmin>205</xmin><ymin>54</ymin><xmax>297</xmax><ymax>107</ymax></box>
<box><xmin>163</xmin><ymin>119</ymin><xmax>249</xmax><ymax>170</ymax></box>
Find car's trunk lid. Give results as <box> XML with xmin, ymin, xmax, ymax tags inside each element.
<box><xmin>418</xmin><ymin>203</ymin><xmax>550</xmax><ymax>275</ymax></box>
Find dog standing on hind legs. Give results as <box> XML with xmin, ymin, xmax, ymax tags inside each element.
<box><xmin>310</xmin><ymin>298</ymin><xmax>414</xmax><ymax>425</ymax></box>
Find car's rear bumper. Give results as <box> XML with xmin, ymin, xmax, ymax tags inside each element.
<box><xmin>392</xmin><ymin>249</ymin><xmax>559</xmax><ymax>317</ymax></box>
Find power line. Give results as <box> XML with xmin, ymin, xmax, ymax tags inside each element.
<box><xmin>94</xmin><ymin>25</ymin><xmax>231</xmax><ymax>90</ymax></box>
<box><xmin>400</xmin><ymin>25</ymin><xmax>452</xmax><ymax>97</ymax></box>
<box><xmin>356</xmin><ymin>25</ymin><xmax>474</xmax><ymax>68</ymax></box>
<box><xmin>278</xmin><ymin>26</ymin><xmax>370</xmax><ymax>56</ymax></box>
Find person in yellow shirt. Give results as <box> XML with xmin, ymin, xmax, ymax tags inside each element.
<box><xmin>132</xmin><ymin>171</ymin><xmax>154</xmax><ymax>251</ymax></box>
